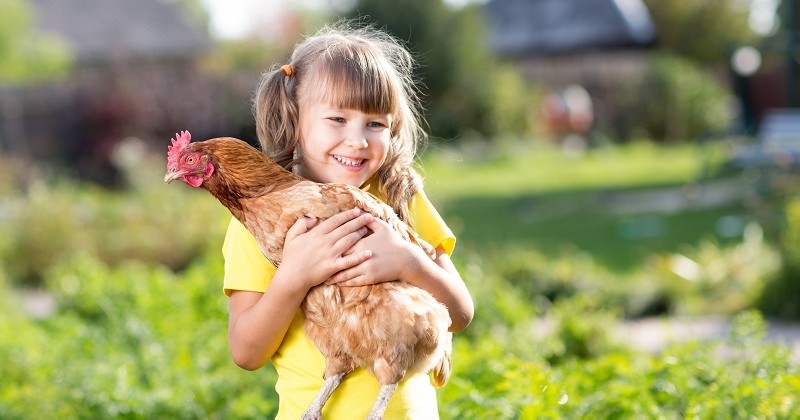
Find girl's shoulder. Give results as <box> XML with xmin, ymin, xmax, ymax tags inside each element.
<box><xmin>222</xmin><ymin>217</ymin><xmax>276</xmax><ymax>295</ymax></box>
<box><xmin>409</xmin><ymin>189</ymin><xmax>456</xmax><ymax>256</ymax></box>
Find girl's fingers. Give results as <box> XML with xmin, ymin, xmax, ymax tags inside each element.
<box><xmin>335</xmin><ymin>226</ymin><xmax>370</xmax><ymax>251</ymax></box>
<box><xmin>332</xmin><ymin>250</ymin><xmax>372</xmax><ymax>275</ymax></box>
<box><xmin>329</xmin><ymin>273</ymin><xmax>369</xmax><ymax>287</ymax></box>
<box><xmin>365</xmin><ymin>217</ymin><xmax>389</xmax><ymax>233</ymax></box>
<box><xmin>324</xmin><ymin>212</ymin><xmax>373</xmax><ymax>250</ymax></box>
<box><xmin>317</xmin><ymin>208</ymin><xmax>363</xmax><ymax>233</ymax></box>
<box><xmin>287</xmin><ymin>216</ymin><xmax>317</xmax><ymax>239</ymax></box>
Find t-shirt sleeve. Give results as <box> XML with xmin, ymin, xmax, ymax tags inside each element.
<box><xmin>409</xmin><ymin>190</ymin><xmax>456</xmax><ymax>256</ymax></box>
<box><xmin>221</xmin><ymin>217</ymin><xmax>276</xmax><ymax>296</ymax></box>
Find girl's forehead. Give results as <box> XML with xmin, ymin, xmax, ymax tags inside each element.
<box><xmin>301</xmin><ymin>59</ymin><xmax>397</xmax><ymax>115</ymax></box>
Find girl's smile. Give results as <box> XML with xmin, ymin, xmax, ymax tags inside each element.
<box><xmin>332</xmin><ymin>154</ymin><xmax>366</xmax><ymax>169</ymax></box>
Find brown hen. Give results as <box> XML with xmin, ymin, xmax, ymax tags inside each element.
<box><xmin>163</xmin><ymin>131</ymin><xmax>452</xmax><ymax>419</ymax></box>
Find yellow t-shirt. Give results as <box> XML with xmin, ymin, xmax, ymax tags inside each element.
<box><xmin>222</xmin><ymin>186</ymin><xmax>455</xmax><ymax>419</ymax></box>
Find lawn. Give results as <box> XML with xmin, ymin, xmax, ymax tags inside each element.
<box><xmin>422</xmin><ymin>141</ymin><xmax>709</xmax><ymax>197</ymax></box>
<box><xmin>421</xmin><ymin>141</ymin><xmax>759</xmax><ymax>272</ymax></box>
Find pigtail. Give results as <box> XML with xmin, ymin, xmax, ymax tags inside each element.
<box><xmin>378</xmin><ymin>160</ymin><xmax>422</xmax><ymax>224</ymax></box>
<box><xmin>253</xmin><ymin>65</ymin><xmax>300</xmax><ymax>170</ymax></box>
<box><xmin>378</xmin><ymin>101</ymin><xmax>426</xmax><ymax>224</ymax></box>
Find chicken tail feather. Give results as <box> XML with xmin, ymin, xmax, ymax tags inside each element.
<box><xmin>431</xmin><ymin>333</ymin><xmax>453</xmax><ymax>388</ymax></box>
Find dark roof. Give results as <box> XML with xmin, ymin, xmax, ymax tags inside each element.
<box><xmin>29</xmin><ymin>0</ymin><xmax>210</xmax><ymax>63</ymax></box>
<box><xmin>484</xmin><ymin>0</ymin><xmax>655</xmax><ymax>57</ymax></box>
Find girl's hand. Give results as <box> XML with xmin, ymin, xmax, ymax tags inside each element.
<box><xmin>326</xmin><ymin>218</ymin><xmax>423</xmax><ymax>287</ymax></box>
<box><xmin>277</xmin><ymin>208</ymin><xmax>374</xmax><ymax>292</ymax></box>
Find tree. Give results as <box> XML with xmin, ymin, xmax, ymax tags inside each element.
<box><xmin>643</xmin><ymin>0</ymin><xmax>758</xmax><ymax>65</ymax></box>
<box><xmin>0</xmin><ymin>0</ymin><xmax>71</xmax><ymax>84</ymax></box>
<box><xmin>342</xmin><ymin>0</ymin><xmax>537</xmax><ymax>141</ymax></box>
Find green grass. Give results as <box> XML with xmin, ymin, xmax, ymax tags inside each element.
<box><xmin>421</xmin><ymin>141</ymin><xmax>711</xmax><ymax>198</ymax></box>
<box><xmin>421</xmin><ymin>141</ymin><xmax>754</xmax><ymax>272</ymax></box>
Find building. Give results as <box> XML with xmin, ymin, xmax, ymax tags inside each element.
<box><xmin>0</xmin><ymin>0</ymin><xmax>220</xmax><ymax>183</ymax></box>
<box><xmin>483</xmin><ymin>0</ymin><xmax>655</xmax><ymax>142</ymax></box>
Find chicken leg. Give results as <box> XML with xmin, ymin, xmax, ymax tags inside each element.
<box><xmin>301</xmin><ymin>372</ymin><xmax>346</xmax><ymax>420</ymax></box>
<box><xmin>367</xmin><ymin>383</ymin><xmax>398</xmax><ymax>419</ymax></box>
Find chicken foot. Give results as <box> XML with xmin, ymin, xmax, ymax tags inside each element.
<box><xmin>301</xmin><ymin>372</ymin><xmax>346</xmax><ymax>420</ymax></box>
<box><xmin>366</xmin><ymin>383</ymin><xmax>398</xmax><ymax>420</ymax></box>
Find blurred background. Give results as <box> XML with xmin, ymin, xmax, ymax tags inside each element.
<box><xmin>3</xmin><ymin>0</ymin><xmax>800</xmax><ymax>417</ymax></box>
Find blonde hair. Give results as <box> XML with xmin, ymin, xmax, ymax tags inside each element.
<box><xmin>252</xmin><ymin>22</ymin><xmax>427</xmax><ymax>223</ymax></box>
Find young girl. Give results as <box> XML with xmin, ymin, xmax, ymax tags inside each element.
<box><xmin>222</xmin><ymin>23</ymin><xmax>474</xmax><ymax>419</ymax></box>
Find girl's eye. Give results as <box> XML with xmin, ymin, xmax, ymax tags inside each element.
<box><xmin>368</xmin><ymin>121</ymin><xmax>388</xmax><ymax>128</ymax></box>
<box><xmin>329</xmin><ymin>117</ymin><xmax>345</xmax><ymax>123</ymax></box>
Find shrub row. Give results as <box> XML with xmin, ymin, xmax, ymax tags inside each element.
<box><xmin>1</xmin><ymin>249</ymin><xmax>798</xmax><ymax>417</ymax></box>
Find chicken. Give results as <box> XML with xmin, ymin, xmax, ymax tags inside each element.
<box><xmin>163</xmin><ymin>131</ymin><xmax>452</xmax><ymax>419</ymax></box>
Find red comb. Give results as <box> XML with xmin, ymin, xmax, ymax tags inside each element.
<box><xmin>167</xmin><ymin>130</ymin><xmax>191</xmax><ymax>169</ymax></box>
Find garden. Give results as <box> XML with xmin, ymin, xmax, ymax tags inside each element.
<box><xmin>1</xmin><ymin>138</ymin><xmax>799</xmax><ymax>418</ymax></box>
<box><xmin>3</xmin><ymin>0</ymin><xmax>800</xmax><ymax>417</ymax></box>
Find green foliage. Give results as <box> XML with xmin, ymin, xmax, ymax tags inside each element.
<box><xmin>442</xmin><ymin>311</ymin><xmax>800</xmax><ymax>418</ymax></box>
<box><xmin>4</xmin><ymin>246</ymin><xmax>794</xmax><ymax>418</ymax></box>
<box><xmin>643</xmin><ymin>0</ymin><xmax>757</xmax><ymax>65</ymax></box>
<box><xmin>760</xmin><ymin>196</ymin><xmax>800</xmax><ymax>319</ymax></box>
<box><xmin>439</xmin><ymin>339</ymin><xmax>560</xmax><ymax>418</ymax></box>
<box><xmin>613</xmin><ymin>53</ymin><xmax>731</xmax><ymax>142</ymax></box>
<box><xmin>0</xmin><ymin>143</ymin><xmax>229</xmax><ymax>287</ymax></box>
<box><xmin>469</xmin><ymin>233</ymin><xmax>777</xmax><ymax>322</ymax></box>
<box><xmin>0</xmin><ymin>252</ymin><xmax>278</xmax><ymax>418</ymax></box>
<box><xmin>169</xmin><ymin>0</ymin><xmax>212</xmax><ymax>34</ymax></box>
<box><xmin>648</xmin><ymin>228</ymin><xmax>779</xmax><ymax>316</ymax></box>
<box><xmin>0</xmin><ymin>0</ymin><xmax>72</xmax><ymax>84</ymax></box>
<box><xmin>1</xmin><ymin>141</ymin><xmax>798</xmax><ymax>417</ymax></box>
<box><xmin>342</xmin><ymin>0</ymin><xmax>538</xmax><ymax>140</ymax></box>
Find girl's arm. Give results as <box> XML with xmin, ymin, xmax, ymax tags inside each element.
<box><xmin>327</xmin><ymin>218</ymin><xmax>475</xmax><ymax>332</ymax></box>
<box><xmin>227</xmin><ymin>283</ymin><xmax>305</xmax><ymax>370</ymax></box>
<box><xmin>404</xmin><ymin>245</ymin><xmax>474</xmax><ymax>332</ymax></box>
<box><xmin>227</xmin><ymin>209</ymin><xmax>374</xmax><ymax>370</ymax></box>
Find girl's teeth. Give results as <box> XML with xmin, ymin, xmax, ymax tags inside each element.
<box><xmin>335</xmin><ymin>156</ymin><xmax>363</xmax><ymax>166</ymax></box>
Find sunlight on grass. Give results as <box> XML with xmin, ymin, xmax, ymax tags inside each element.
<box><xmin>421</xmin><ymin>142</ymin><xmax>713</xmax><ymax>199</ymax></box>
<box><xmin>418</xmin><ymin>140</ymin><xmax>747</xmax><ymax>272</ymax></box>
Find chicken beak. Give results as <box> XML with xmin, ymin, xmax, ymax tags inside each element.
<box><xmin>164</xmin><ymin>170</ymin><xmax>183</xmax><ymax>184</ymax></box>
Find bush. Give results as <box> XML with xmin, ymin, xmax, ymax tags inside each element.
<box><xmin>1</xmin><ymin>237</ymin><xmax>797</xmax><ymax>417</ymax></box>
<box><xmin>759</xmin><ymin>196</ymin><xmax>800</xmax><ymax>319</ymax></box>
<box><xmin>613</xmin><ymin>52</ymin><xmax>730</xmax><ymax>142</ymax></box>
<box><xmin>0</xmin><ymin>251</ymin><xmax>279</xmax><ymax>418</ymax></box>
<box><xmin>471</xmin><ymin>235</ymin><xmax>777</xmax><ymax>321</ymax></box>
<box><xmin>0</xmin><ymin>144</ymin><xmax>230</xmax><ymax>287</ymax></box>
<box><xmin>441</xmin><ymin>311</ymin><xmax>800</xmax><ymax>418</ymax></box>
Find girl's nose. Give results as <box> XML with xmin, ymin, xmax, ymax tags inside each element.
<box><xmin>344</xmin><ymin>131</ymin><xmax>368</xmax><ymax>149</ymax></box>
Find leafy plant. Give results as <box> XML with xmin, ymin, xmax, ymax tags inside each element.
<box><xmin>759</xmin><ymin>196</ymin><xmax>800</xmax><ymax>319</ymax></box>
<box><xmin>441</xmin><ymin>311</ymin><xmax>800</xmax><ymax>418</ymax></box>
<box><xmin>613</xmin><ymin>52</ymin><xmax>730</xmax><ymax>142</ymax></box>
<box><xmin>0</xmin><ymin>251</ymin><xmax>279</xmax><ymax>418</ymax></box>
<box><xmin>0</xmin><ymin>145</ymin><xmax>229</xmax><ymax>287</ymax></box>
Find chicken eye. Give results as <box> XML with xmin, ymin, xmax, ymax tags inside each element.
<box><xmin>186</xmin><ymin>156</ymin><xmax>195</xmax><ymax>164</ymax></box>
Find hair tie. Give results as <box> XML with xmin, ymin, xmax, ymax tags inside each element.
<box><xmin>281</xmin><ymin>64</ymin><xmax>293</xmax><ymax>77</ymax></box>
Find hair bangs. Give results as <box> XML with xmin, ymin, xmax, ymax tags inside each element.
<box><xmin>307</xmin><ymin>45</ymin><xmax>400</xmax><ymax>116</ymax></box>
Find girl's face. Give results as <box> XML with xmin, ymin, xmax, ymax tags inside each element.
<box><xmin>297</xmin><ymin>100</ymin><xmax>392</xmax><ymax>187</ymax></box>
